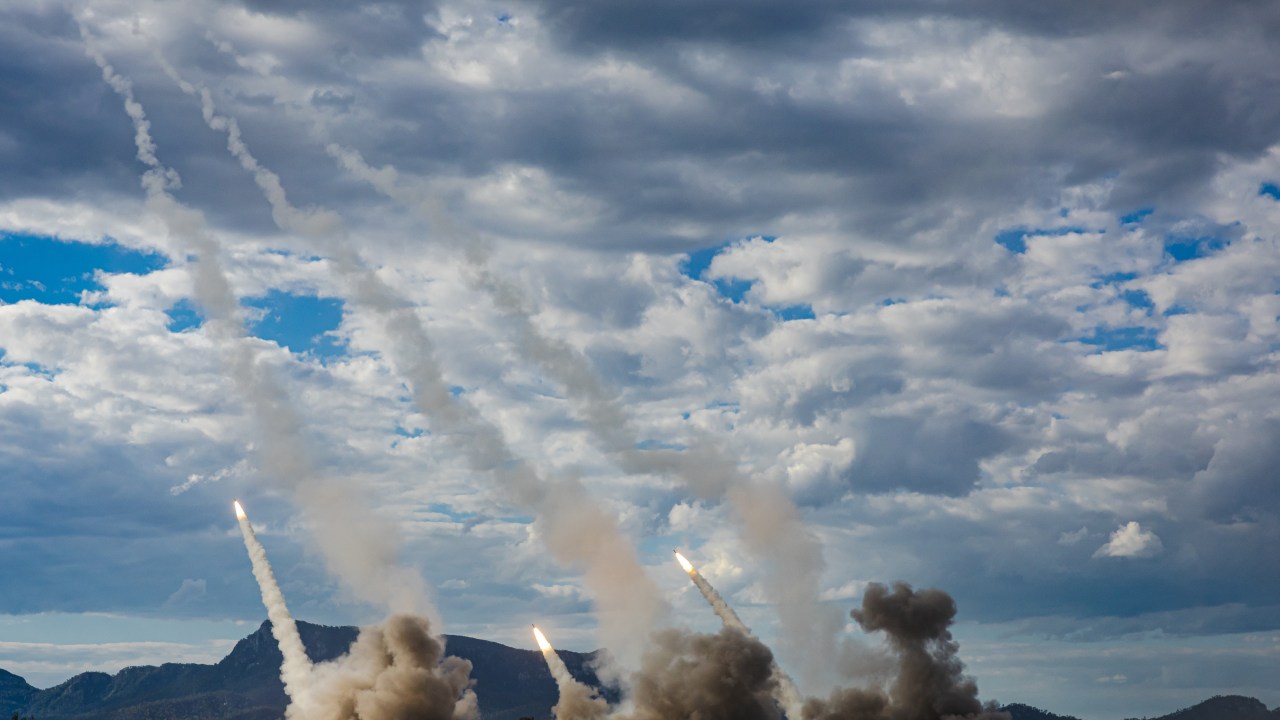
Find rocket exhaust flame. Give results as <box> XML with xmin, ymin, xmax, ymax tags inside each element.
<box><xmin>533</xmin><ymin>625</ymin><xmax>554</xmax><ymax>653</ymax></box>
<box><xmin>234</xmin><ymin>499</ymin><xmax>246</xmax><ymax>519</ymax></box>
<box><xmin>674</xmin><ymin>549</ymin><xmax>695</xmax><ymax>574</ymax></box>
<box><xmin>672</xmin><ymin>550</ymin><xmax>805</xmax><ymax>720</ymax></box>
<box><xmin>531</xmin><ymin>625</ymin><xmax>608</xmax><ymax>720</ymax></box>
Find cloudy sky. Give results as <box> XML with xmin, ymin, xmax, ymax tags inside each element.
<box><xmin>3</xmin><ymin>0</ymin><xmax>1280</xmax><ymax>717</ymax></box>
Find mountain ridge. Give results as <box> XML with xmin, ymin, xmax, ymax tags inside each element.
<box><xmin>3</xmin><ymin>623</ymin><xmax>1274</xmax><ymax>720</ymax></box>
<box><xmin>5</xmin><ymin>620</ymin><xmax>603</xmax><ymax>720</ymax></box>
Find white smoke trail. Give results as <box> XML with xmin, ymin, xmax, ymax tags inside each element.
<box><xmin>534</xmin><ymin>626</ymin><xmax>609</xmax><ymax>720</ymax></box>
<box><xmin>234</xmin><ymin>501</ymin><xmax>313</xmax><ymax>701</ymax></box>
<box><xmin>675</xmin><ymin>552</ymin><xmax>803</xmax><ymax>719</ymax></box>
<box><xmin>326</xmin><ymin>141</ymin><xmax>841</xmax><ymax>691</ymax></box>
<box><xmin>80</xmin><ymin>18</ymin><xmax>428</xmax><ymax>618</ymax></box>
<box><xmin>154</xmin><ymin>57</ymin><xmax>667</xmax><ymax>669</ymax></box>
<box><xmin>79</xmin><ymin>23</ymin><xmax>331</xmax><ymax>706</ymax></box>
<box><xmin>198</xmin><ymin>44</ymin><xmax>835</xmax><ymax>684</ymax></box>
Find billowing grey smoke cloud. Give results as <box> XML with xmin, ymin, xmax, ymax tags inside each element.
<box><xmin>623</xmin><ymin>628</ymin><xmax>781</xmax><ymax>720</ymax></box>
<box><xmin>804</xmin><ymin>582</ymin><xmax>1007</xmax><ymax>720</ymax></box>
<box><xmin>299</xmin><ymin>614</ymin><xmax>477</xmax><ymax>720</ymax></box>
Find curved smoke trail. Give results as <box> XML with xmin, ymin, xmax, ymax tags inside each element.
<box><xmin>78</xmin><ymin>22</ymin><xmax>315</xmax><ymax>706</ymax></box>
<box><xmin>152</xmin><ymin>55</ymin><xmax>666</xmax><ymax>670</ymax></box>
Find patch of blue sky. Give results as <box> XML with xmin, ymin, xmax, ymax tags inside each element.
<box><xmin>681</xmin><ymin>237</ymin><xmax>776</xmax><ymax>304</ymax></box>
<box><xmin>21</xmin><ymin>361</ymin><xmax>57</xmax><ymax>379</ymax></box>
<box><xmin>768</xmin><ymin>303</ymin><xmax>816</xmax><ymax>321</ymax></box>
<box><xmin>1164</xmin><ymin>235</ymin><xmax>1228</xmax><ymax>262</ymax></box>
<box><xmin>0</xmin><ymin>232</ymin><xmax>166</xmax><ymax>306</ymax></box>
<box><xmin>0</xmin><ymin>350</ymin><xmax>56</xmax><ymax>379</ymax></box>
<box><xmin>1260</xmin><ymin>182</ymin><xmax>1280</xmax><ymax>200</ymax></box>
<box><xmin>1091</xmin><ymin>271</ymin><xmax>1139</xmax><ymax>288</ymax></box>
<box><xmin>424</xmin><ymin>502</ymin><xmax>479</xmax><ymax>524</ymax></box>
<box><xmin>1120</xmin><ymin>207</ymin><xmax>1155</xmax><ymax>225</ymax></box>
<box><xmin>241</xmin><ymin>290</ymin><xmax>345</xmax><ymax>359</ymax></box>
<box><xmin>1076</xmin><ymin>326</ymin><xmax>1162</xmax><ymax>352</ymax></box>
<box><xmin>994</xmin><ymin>226</ymin><xmax>1091</xmax><ymax>254</ymax></box>
<box><xmin>165</xmin><ymin>298</ymin><xmax>203</xmax><ymax>332</ymax></box>
<box><xmin>394</xmin><ymin>425</ymin><xmax>425</xmax><ymax>438</ymax></box>
<box><xmin>1119</xmin><ymin>289</ymin><xmax>1154</xmax><ymax>310</ymax></box>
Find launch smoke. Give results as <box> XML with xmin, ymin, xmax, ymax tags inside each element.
<box><xmin>234</xmin><ymin>501</ymin><xmax>312</xmax><ymax>704</ymax></box>
<box><xmin>302</xmin><ymin>614</ymin><xmax>477</xmax><ymax>720</ymax></box>
<box><xmin>533</xmin><ymin>626</ymin><xmax>609</xmax><ymax>720</ymax></box>
<box><xmin>674</xmin><ymin>552</ymin><xmax>803</xmax><ymax>719</ymax></box>
<box><xmin>623</xmin><ymin>628</ymin><xmax>781</xmax><ymax>720</ymax></box>
<box><xmin>803</xmin><ymin>582</ymin><xmax>1007</xmax><ymax>720</ymax></box>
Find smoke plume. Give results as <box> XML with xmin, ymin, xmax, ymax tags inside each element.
<box><xmin>299</xmin><ymin>614</ymin><xmax>477</xmax><ymax>720</ymax></box>
<box><xmin>199</xmin><ymin>36</ymin><xmax>833</xmax><ymax>685</ymax></box>
<box><xmin>158</xmin><ymin>58</ymin><xmax>666</xmax><ymax>669</ymax></box>
<box><xmin>321</xmin><ymin>138</ymin><xmax>839</xmax><ymax>691</ymax></box>
<box><xmin>622</xmin><ymin>628</ymin><xmax>781</xmax><ymax>720</ymax></box>
<box><xmin>84</xmin><ymin>26</ymin><xmax>483</xmax><ymax>720</ymax></box>
<box><xmin>235</xmin><ymin>504</ymin><xmax>312</xmax><ymax>703</ymax></box>
<box><xmin>803</xmin><ymin>582</ymin><xmax>1007</xmax><ymax>720</ymax></box>
<box><xmin>677</xmin><ymin>553</ymin><xmax>804</xmax><ymax>719</ymax></box>
<box><xmin>82</xmin><ymin>20</ymin><xmax>429</xmax><ymax>618</ymax></box>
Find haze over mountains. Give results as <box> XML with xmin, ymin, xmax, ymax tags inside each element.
<box><xmin>0</xmin><ymin>621</ymin><xmax>1273</xmax><ymax>720</ymax></box>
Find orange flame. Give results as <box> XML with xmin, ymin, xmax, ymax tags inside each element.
<box><xmin>673</xmin><ymin>549</ymin><xmax>695</xmax><ymax>574</ymax></box>
<box><xmin>532</xmin><ymin>625</ymin><xmax>553</xmax><ymax>653</ymax></box>
<box><xmin>234</xmin><ymin>500</ymin><xmax>246</xmax><ymax>520</ymax></box>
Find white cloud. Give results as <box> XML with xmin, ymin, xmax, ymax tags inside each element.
<box><xmin>1093</xmin><ymin>522</ymin><xmax>1164</xmax><ymax>559</ymax></box>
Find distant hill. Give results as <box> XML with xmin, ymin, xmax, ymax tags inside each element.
<box><xmin>7</xmin><ymin>620</ymin><xmax>605</xmax><ymax>720</ymax></box>
<box><xmin>1003</xmin><ymin>703</ymin><xmax>1084</xmax><ymax>720</ymax></box>
<box><xmin>1003</xmin><ymin>696</ymin><xmax>1280</xmax><ymax>720</ymax></box>
<box><xmin>0</xmin><ymin>668</ymin><xmax>37</xmax><ymax>714</ymax></box>
<box><xmin>1126</xmin><ymin>695</ymin><xmax>1280</xmax><ymax>720</ymax></box>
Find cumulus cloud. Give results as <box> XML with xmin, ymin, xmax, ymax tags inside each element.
<box><xmin>1093</xmin><ymin>522</ymin><xmax>1164</xmax><ymax>559</ymax></box>
<box><xmin>4</xmin><ymin>1</ymin><xmax>1280</xmax><ymax>715</ymax></box>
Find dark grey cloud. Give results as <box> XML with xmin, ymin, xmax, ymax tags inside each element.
<box><xmin>847</xmin><ymin>413</ymin><xmax>1011</xmax><ymax>496</ymax></box>
<box><xmin>1184</xmin><ymin>418</ymin><xmax>1280</xmax><ymax>523</ymax></box>
<box><xmin>0</xmin><ymin>5</ymin><xmax>138</xmax><ymax>199</ymax></box>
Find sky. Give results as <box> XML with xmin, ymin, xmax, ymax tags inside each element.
<box><xmin>2</xmin><ymin>0</ymin><xmax>1280</xmax><ymax>718</ymax></box>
